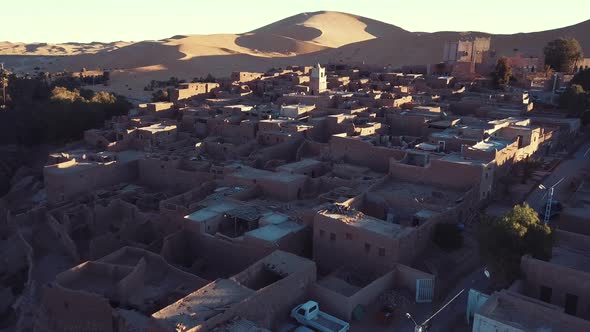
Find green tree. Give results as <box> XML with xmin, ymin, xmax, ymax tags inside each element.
<box><xmin>167</xmin><ymin>76</ymin><xmax>180</xmax><ymax>87</ymax></box>
<box><xmin>0</xmin><ymin>69</ymin><xmax>9</xmax><ymax>108</ymax></box>
<box><xmin>479</xmin><ymin>204</ymin><xmax>555</xmax><ymax>287</ymax></box>
<box><xmin>90</xmin><ymin>91</ymin><xmax>116</xmax><ymax>104</ymax></box>
<box><xmin>571</xmin><ymin>68</ymin><xmax>590</xmax><ymax>91</ymax></box>
<box><xmin>151</xmin><ymin>89</ymin><xmax>169</xmax><ymax>102</ymax></box>
<box><xmin>560</xmin><ymin>84</ymin><xmax>589</xmax><ymax>120</ymax></box>
<box><xmin>493</xmin><ymin>57</ymin><xmax>512</xmax><ymax>87</ymax></box>
<box><xmin>50</xmin><ymin>86</ymin><xmax>85</xmax><ymax>103</ymax></box>
<box><xmin>0</xmin><ymin>74</ymin><xmax>131</xmax><ymax>145</ymax></box>
<box><xmin>204</xmin><ymin>73</ymin><xmax>216</xmax><ymax>83</ymax></box>
<box><xmin>544</xmin><ymin>38</ymin><xmax>583</xmax><ymax>73</ymax></box>
<box><xmin>192</xmin><ymin>74</ymin><xmax>217</xmax><ymax>83</ymax></box>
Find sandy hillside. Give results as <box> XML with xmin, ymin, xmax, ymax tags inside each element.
<box><xmin>313</xmin><ymin>19</ymin><xmax>590</xmax><ymax>67</ymax></box>
<box><xmin>1</xmin><ymin>11</ymin><xmax>589</xmax><ymax>101</ymax></box>
<box><xmin>0</xmin><ymin>41</ymin><xmax>131</xmax><ymax>56</ymax></box>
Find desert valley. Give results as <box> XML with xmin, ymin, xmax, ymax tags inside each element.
<box><xmin>1</xmin><ymin>6</ymin><xmax>590</xmax><ymax>332</ymax></box>
<box><xmin>2</xmin><ymin>11</ymin><xmax>590</xmax><ymax>100</ymax></box>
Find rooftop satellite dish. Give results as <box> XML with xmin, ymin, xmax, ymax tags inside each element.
<box><xmin>484</xmin><ymin>268</ymin><xmax>491</xmax><ymax>279</ymax></box>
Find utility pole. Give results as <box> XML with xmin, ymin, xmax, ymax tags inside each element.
<box><xmin>407</xmin><ymin>289</ymin><xmax>465</xmax><ymax>331</ymax></box>
<box><xmin>551</xmin><ymin>72</ymin><xmax>558</xmax><ymax>103</ymax></box>
<box><xmin>538</xmin><ymin>177</ymin><xmax>565</xmax><ymax>225</ymax></box>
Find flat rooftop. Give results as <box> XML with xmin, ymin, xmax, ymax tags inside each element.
<box><xmin>371</xmin><ymin>177</ymin><xmax>467</xmax><ymax>207</ymax></box>
<box><xmin>45</xmin><ymin>150</ymin><xmax>144</xmax><ymax>174</ymax></box>
<box><xmin>224</xmin><ymin>104</ymin><xmax>254</xmax><ymax>111</ymax></box>
<box><xmin>262</xmin><ymin>171</ymin><xmax>307</xmax><ymax>183</ymax></box>
<box><xmin>320</xmin><ymin>207</ymin><xmax>413</xmax><ymax>240</ymax></box>
<box><xmin>488</xmin><ymin>117</ymin><xmax>526</xmax><ymax>126</ymax></box>
<box><xmin>152</xmin><ymin>279</ymin><xmax>254</xmax><ymax>331</ymax></box>
<box><xmin>439</xmin><ymin>152</ymin><xmax>490</xmax><ymax>166</ymax></box>
<box><xmin>260</xmin><ymin>211</ymin><xmax>289</xmax><ymax>226</ymax></box>
<box><xmin>277</xmin><ymin>159</ymin><xmax>322</xmax><ymax>173</ymax></box>
<box><xmin>550</xmin><ymin>244</ymin><xmax>590</xmax><ymax>274</ymax></box>
<box><xmin>138</xmin><ymin>123</ymin><xmax>177</xmax><ymax>133</ymax></box>
<box><xmin>430</xmin><ymin>129</ymin><xmax>479</xmax><ymax>140</ymax></box>
<box><xmin>213</xmin><ymin>319</ymin><xmax>271</xmax><ymax>332</ymax></box>
<box><xmin>245</xmin><ymin>221</ymin><xmax>304</xmax><ymax>243</ymax></box>
<box><xmin>229</xmin><ymin>165</ymin><xmax>307</xmax><ymax>183</ymax></box>
<box><xmin>472</xmin><ymin>138</ymin><xmax>513</xmax><ymax>152</ymax></box>
<box><xmin>478</xmin><ymin>290</ymin><xmax>590</xmax><ymax>331</ymax></box>
<box><xmin>397</xmin><ymin>111</ymin><xmax>440</xmax><ymax>119</ymax></box>
<box><xmin>184</xmin><ymin>201</ymin><xmax>241</xmax><ymax>223</ymax></box>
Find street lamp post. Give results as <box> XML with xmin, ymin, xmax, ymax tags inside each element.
<box><xmin>538</xmin><ymin>177</ymin><xmax>565</xmax><ymax>225</ymax></box>
<box><xmin>406</xmin><ymin>289</ymin><xmax>465</xmax><ymax>332</ymax></box>
<box><xmin>405</xmin><ymin>313</ymin><xmax>422</xmax><ymax>332</ymax></box>
<box><xmin>551</xmin><ymin>72</ymin><xmax>558</xmax><ymax>103</ymax></box>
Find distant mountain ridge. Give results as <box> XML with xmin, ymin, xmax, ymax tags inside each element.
<box><xmin>1</xmin><ymin>11</ymin><xmax>588</xmax><ymax>63</ymax></box>
<box><xmin>1</xmin><ymin>11</ymin><xmax>588</xmax><ymax>99</ymax></box>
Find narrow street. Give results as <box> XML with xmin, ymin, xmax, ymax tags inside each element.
<box><xmin>426</xmin><ymin>267</ymin><xmax>489</xmax><ymax>332</ymax></box>
<box><xmin>525</xmin><ymin>140</ymin><xmax>590</xmax><ymax>211</ymax></box>
<box><xmin>429</xmin><ymin>135</ymin><xmax>590</xmax><ymax>332</ymax></box>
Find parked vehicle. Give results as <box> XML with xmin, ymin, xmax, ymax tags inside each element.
<box><xmin>277</xmin><ymin>323</ymin><xmax>314</xmax><ymax>332</ymax></box>
<box><xmin>291</xmin><ymin>301</ymin><xmax>350</xmax><ymax>332</ymax></box>
<box><xmin>294</xmin><ymin>327</ymin><xmax>315</xmax><ymax>332</ymax></box>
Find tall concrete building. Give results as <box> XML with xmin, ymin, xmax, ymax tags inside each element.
<box><xmin>310</xmin><ymin>63</ymin><xmax>327</xmax><ymax>95</ymax></box>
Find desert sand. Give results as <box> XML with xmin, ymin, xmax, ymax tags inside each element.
<box><xmin>1</xmin><ymin>11</ymin><xmax>588</xmax><ymax>100</ymax></box>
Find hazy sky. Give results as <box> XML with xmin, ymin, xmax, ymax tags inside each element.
<box><xmin>5</xmin><ymin>0</ymin><xmax>590</xmax><ymax>43</ymax></box>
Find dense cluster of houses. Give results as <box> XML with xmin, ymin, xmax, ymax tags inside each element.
<box><xmin>0</xmin><ymin>36</ymin><xmax>589</xmax><ymax>332</ymax></box>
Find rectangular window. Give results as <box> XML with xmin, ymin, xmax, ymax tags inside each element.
<box><xmin>540</xmin><ymin>285</ymin><xmax>552</xmax><ymax>303</ymax></box>
<box><xmin>319</xmin><ymin>229</ymin><xmax>325</xmax><ymax>238</ymax></box>
<box><xmin>346</xmin><ymin>233</ymin><xmax>352</xmax><ymax>240</ymax></box>
<box><xmin>365</xmin><ymin>243</ymin><xmax>371</xmax><ymax>253</ymax></box>
<box><xmin>330</xmin><ymin>233</ymin><xmax>336</xmax><ymax>241</ymax></box>
<box><xmin>565</xmin><ymin>293</ymin><xmax>579</xmax><ymax>316</ymax></box>
<box><xmin>378</xmin><ymin>248</ymin><xmax>386</xmax><ymax>257</ymax></box>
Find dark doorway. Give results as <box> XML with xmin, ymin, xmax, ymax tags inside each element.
<box><xmin>517</xmin><ymin>135</ymin><xmax>524</xmax><ymax>149</ymax></box>
<box><xmin>539</xmin><ymin>285</ymin><xmax>552</xmax><ymax>303</ymax></box>
<box><xmin>565</xmin><ymin>293</ymin><xmax>578</xmax><ymax>315</ymax></box>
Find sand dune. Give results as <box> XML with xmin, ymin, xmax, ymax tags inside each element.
<box><xmin>0</xmin><ymin>41</ymin><xmax>131</xmax><ymax>56</ymax></box>
<box><xmin>1</xmin><ymin>11</ymin><xmax>589</xmax><ymax>100</ymax></box>
<box><xmin>250</xmin><ymin>11</ymin><xmax>400</xmax><ymax>49</ymax></box>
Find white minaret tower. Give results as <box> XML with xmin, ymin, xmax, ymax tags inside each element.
<box><xmin>310</xmin><ymin>63</ymin><xmax>327</xmax><ymax>95</ymax></box>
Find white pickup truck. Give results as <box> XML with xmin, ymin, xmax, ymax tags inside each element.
<box><xmin>291</xmin><ymin>301</ymin><xmax>350</xmax><ymax>332</ymax></box>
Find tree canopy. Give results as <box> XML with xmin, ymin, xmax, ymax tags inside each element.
<box><xmin>560</xmin><ymin>84</ymin><xmax>590</xmax><ymax>123</ymax></box>
<box><xmin>544</xmin><ymin>38</ymin><xmax>583</xmax><ymax>73</ymax></box>
<box><xmin>571</xmin><ymin>68</ymin><xmax>590</xmax><ymax>91</ymax></box>
<box><xmin>151</xmin><ymin>89</ymin><xmax>170</xmax><ymax>102</ymax></box>
<box><xmin>479</xmin><ymin>204</ymin><xmax>555</xmax><ymax>287</ymax></box>
<box><xmin>0</xmin><ymin>74</ymin><xmax>131</xmax><ymax>145</ymax></box>
<box><xmin>192</xmin><ymin>73</ymin><xmax>217</xmax><ymax>83</ymax></box>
